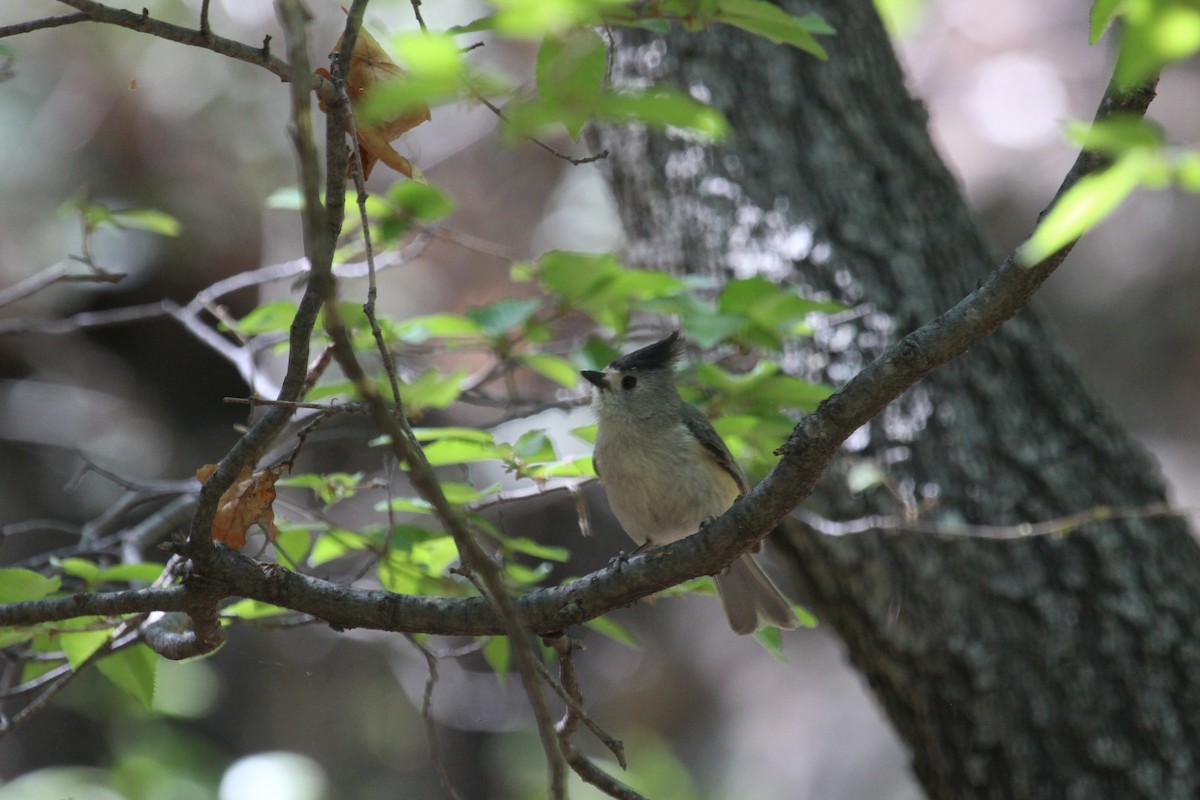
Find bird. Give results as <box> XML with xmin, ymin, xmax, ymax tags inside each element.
<box><xmin>581</xmin><ymin>331</ymin><xmax>799</xmax><ymax>634</ymax></box>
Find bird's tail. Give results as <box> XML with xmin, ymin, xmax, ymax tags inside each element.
<box><xmin>713</xmin><ymin>553</ymin><xmax>799</xmax><ymax>635</ymax></box>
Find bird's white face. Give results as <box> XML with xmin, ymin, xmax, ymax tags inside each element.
<box><xmin>582</xmin><ymin>366</ymin><xmax>677</xmax><ymax>426</ymax></box>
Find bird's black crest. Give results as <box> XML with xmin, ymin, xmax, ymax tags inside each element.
<box><xmin>609</xmin><ymin>331</ymin><xmax>681</xmax><ymax>372</ymax></box>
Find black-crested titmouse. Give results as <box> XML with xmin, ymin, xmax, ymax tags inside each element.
<box><xmin>581</xmin><ymin>331</ymin><xmax>799</xmax><ymax>635</ymax></box>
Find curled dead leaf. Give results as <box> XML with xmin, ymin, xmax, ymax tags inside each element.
<box><xmin>316</xmin><ymin>24</ymin><xmax>431</xmax><ymax>181</ymax></box>
<box><xmin>196</xmin><ymin>463</ymin><xmax>283</xmax><ymax>549</ymax></box>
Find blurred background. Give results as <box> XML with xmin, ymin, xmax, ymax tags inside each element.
<box><xmin>0</xmin><ymin>0</ymin><xmax>1197</xmax><ymax>798</ymax></box>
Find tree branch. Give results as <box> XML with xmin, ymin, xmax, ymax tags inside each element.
<box><xmin>0</xmin><ymin>13</ymin><xmax>89</xmax><ymax>38</ymax></box>
<box><xmin>53</xmin><ymin>0</ymin><xmax>291</xmax><ymax>80</ymax></box>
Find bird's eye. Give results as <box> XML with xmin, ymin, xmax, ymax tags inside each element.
<box><xmin>621</xmin><ymin>375</ymin><xmax>637</xmax><ymax>390</ymax></box>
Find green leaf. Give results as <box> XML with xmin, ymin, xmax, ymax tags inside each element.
<box><xmin>98</xmin><ymin>643</ymin><xmax>158</xmax><ymax>709</ymax></box>
<box><xmin>482</xmin><ymin>635</ymin><xmax>510</xmax><ymax>683</ymax></box>
<box><xmin>309</xmin><ymin>528</ymin><xmax>372</xmax><ymax>567</ymax></box>
<box><xmin>695</xmin><ymin>361</ymin><xmax>833</xmax><ymax>413</ymax></box>
<box><xmin>714</xmin><ymin>0</ymin><xmax>832</xmax><ymax>58</ymax></box>
<box><xmin>421</xmin><ymin>437</ymin><xmax>510</xmax><ymax>466</ymax></box>
<box><xmin>536</xmin><ymin>250</ymin><xmax>685</xmax><ymax>333</ymax></box>
<box><xmin>404</xmin><ymin>368</ymin><xmax>469</xmax><ymax>413</ymax></box>
<box><xmin>221</xmin><ymin>598</ymin><xmax>290</xmax><ymax>619</ymax></box>
<box><xmin>392</xmin><ymin>313</ymin><xmax>482</xmax><ymax>343</ymax></box>
<box><xmin>1090</xmin><ymin>0</ymin><xmax>1123</xmax><ymax>43</ymax></box>
<box><xmin>1175</xmin><ymin>150</ymin><xmax>1200</xmax><ymax>191</ymax></box>
<box><xmin>61</xmin><ymin>625</ymin><xmax>112</xmax><ymax>669</ymax></box>
<box><xmin>466</xmin><ymin>297</ymin><xmax>543</xmax><ymax>338</ymax></box>
<box><xmin>535</xmin><ymin>29</ymin><xmax>608</xmax><ymax>139</ymax></box>
<box><xmin>1066</xmin><ymin>115</ymin><xmax>1164</xmax><ymax>154</ymax></box>
<box><xmin>512</xmin><ymin>428</ymin><xmax>557</xmax><ymax>462</ymax></box>
<box><xmin>387</xmin><ymin>181</ymin><xmax>457</xmax><ymax>222</ymax></box>
<box><xmin>496</xmin><ymin>534</ymin><xmax>571</xmax><ymax>562</ymax></box>
<box><xmin>584</xmin><ymin>615</ymin><xmax>640</xmax><ymax>648</ymax></box>
<box><xmin>518</xmin><ymin>353</ymin><xmax>581</xmax><ymax>388</ymax></box>
<box><xmin>1019</xmin><ymin>151</ymin><xmax>1161</xmax><ymax>266</ymax></box>
<box><xmin>234</xmin><ymin>300</ymin><xmax>298</xmax><ymax>336</ymax></box>
<box><xmin>411</xmin><ymin>536</ymin><xmax>460</xmax><ymax>576</ymax></box>
<box><xmin>505</xmin><ymin>560</ymin><xmax>553</xmax><ymax>584</ymax></box>
<box><xmin>525</xmin><ymin>454</ymin><xmax>596</xmax><ymax>479</ymax></box>
<box><xmin>394</xmin><ymin>31</ymin><xmax>464</xmax><ymax>79</ymax></box>
<box><xmin>0</xmin><ymin>568</ymin><xmax>61</xmax><ymax>603</ymax></box>
<box><xmin>1114</xmin><ymin>1</ymin><xmax>1200</xmax><ymax>87</ymax></box>
<box><xmin>97</xmin><ymin>563</ymin><xmax>167</xmax><ymax>585</ymax></box>
<box><xmin>412</xmin><ymin>426</ymin><xmax>497</xmax><ymax>443</ymax></box>
<box><xmin>277</xmin><ymin>472</ymin><xmax>364</xmax><ymax>505</ymax></box>
<box><xmin>570</xmin><ymin>424</ymin><xmax>598</xmax><ymax>444</ymax></box>
<box><xmin>593</xmin><ymin>88</ymin><xmax>728</xmax><ymax>140</ymax></box>
<box><xmin>753</xmin><ymin>624</ymin><xmax>787</xmax><ymax>661</ymax></box>
<box><xmin>52</xmin><ymin>556</ymin><xmax>101</xmax><ymax>587</ymax></box>
<box><xmin>489</xmin><ymin>0</ymin><xmax>629</xmax><ymax>36</ymax></box>
<box><xmin>110</xmin><ymin>208</ymin><xmax>182</xmax><ymax>237</ymax></box>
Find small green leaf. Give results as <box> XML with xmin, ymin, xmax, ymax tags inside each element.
<box><xmin>412</xmin><ymin>426</ymin><xmax>497</xmax><ymax>443</ymax></box>
<box><xmin>1090</xmin><ymin>0</ymin><xmax>1123</xmax><ymax>44</ymax></box>
<box><xmin>714</xmin><ymin>0</ymin><xmax>832</xmax><ymax>58</ymax></box>
<box><xmin>392</xmin><ymin>32</ymin><xmax>464</xmax><ymax>80</ymax></box>
<box><xmin>61</xmin><ymin>626</ymin><xmax>112</xmax><ymax>668</ymax></box>
<box><xmin>525</xmin><ymin>455</ymin><xmax>596</xmax><ymax>479</ymax></box>
<box><xmin>277</xmin><ymin>472</ymin><xmax>364</xmax><ymax>505</ymax></box>
<box><xmin>1019</xmin><ymin>152</ymin><xmax>1156</xmax><ymax>266</ymax></box>
<box><xmin>496</xmin><ymin>534</ymin><xmax>570</xmax><ymax>562</ymax></box>
<box><xmin>570</xmin><ymin>424</ymin><xmax>598</xmax><ymax>444</ymax></box>
<box><xmin>520</xmin><ymin>353</ymin><xmax>581</xmax><ymax>388</ymax></box>
<box><xmin>466</xmin><ymin>297</ymin><xmax>543</xmax><ymax>338</ymax></box>
<box><xmin>387</xmin><ymin>181</ymin><xmax>457</xmax><ymax>222</ymax></box>
<box><xmin>1175</xmin><ymin>150</ymin><xmax>1200</xmax><ymax>191</ymax></box>
<box><xmin>52</xmin><ymin>556</ymin><xmax>102</xmax><ymax>587</ymax></box>
<box><xmin>421</xmin><ymin>438</ymin><xmax>510</xmax><ymax>466</ymax></box>
<box><xmin>1066</xmin><ymin>115</ymin><xmax>1164</xmax><ymax>154</ymax></box>
<box><xmin>584</xmin><ymin>615</ymin><xmax>640</xmax><ymax>648</ymax></box>
<box><xmin>482</xmin><ymin>635</ymin><xmax>510</xmax><ymax>684</ymax></box>
<box><xmin>234</xmin><ymin>300</ymin><xmax>298</xmax><ymax>336</ymax></box>
<box><xmin>535</xmin><ymin>28</ymin><xmax>608</xmax><ymax>139</ymax></box>
<box><xmin>110</xmin><ymin>208</ymin><xmax>182</xmax><ymax>237</ymax></box>
<box><xmin>97</xmin><ymin>643</ymin><xmax>158</xmax><ymax>709</ymax></box>
<box><xmin>310</xmin><ymin>528</ymin><xmax>372</xmax><ymax>567</ymax></box>
<box><xmin>403</xmin><ymin>368</ymin><xmax>469</xmax><ymax>413</ymax></box>
<box><xmin>97</xmin><ymin>563</ymin><xmax>167</xmax><ymax>585</ymax></box>
<box><xmin>222</xmin><ymin>599</ymin><xmax>290</xmax><ymax>619</ymax></box>
<box><xmin>393</xmin><ymin>313</ymin><xmax>482</xmax><ymax>343</ymax></box>
<box><xmin>411</xmin><ymin>536</ymin><xmax>460</xmax><ymax>576</ymax></box>
<box><xmin>506</xmin><ymin>560</ymin><xmax>553</xmax><ymax>584</ymax></box>
<box><xmin>512</xmin><ymin>428</ymin><xmax>557</xmax><ymax>462</ymax></box>
<box><xmin>753</xmin><ymin>624</ymin><xmax>787</xmax><ymax>662</ymax></box>
<box><xmin>0</xmin><ymin>568</ymin><xmax>61</xmax><ymax>603</ymax></box>
<box><xmin>593</xmin><ymin>88</ymin><xmax>728</xmax><ymax>140</ymax></box>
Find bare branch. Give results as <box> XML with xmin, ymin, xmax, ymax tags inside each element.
<box><xmin>0</xmin><ymin>13</ymin><xmax>89</xmax><ymax>38</ymax></box>
<box><xmin>54</xmin><ymin>0</ymin><xmax>292</xmax><ymax>81</ymax></box>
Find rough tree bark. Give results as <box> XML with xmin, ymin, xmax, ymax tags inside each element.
<box><xmin>599</xmin><ymin>2</ymin><xmax>1200</xmax><ymax>798</ymax></box>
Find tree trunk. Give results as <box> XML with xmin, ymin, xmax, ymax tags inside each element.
<box><xmin>598</xmin><ymin>2</ymin><xmax>1200</xmax><ymax>797</ymax></box>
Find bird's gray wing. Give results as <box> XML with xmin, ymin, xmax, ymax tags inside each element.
<box><xmin>680</xmin><ymin>402</ymin><xmax>749</xmax><ymax>495</ymax></box>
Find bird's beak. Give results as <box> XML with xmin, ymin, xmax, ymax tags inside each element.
<box><xmin>580</xmin><ymin>370</ymin><xmax>609</xmax><ymax>390</ymax></box>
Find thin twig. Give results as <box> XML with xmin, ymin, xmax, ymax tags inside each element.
<box><xmin>410</xmin><ymin>0</ymin><xmax>429</xmax><ymax>33</ymax></box>
<box><xmin>52</xmin><ymin>0</ymin><xmax>293</xmax><ymax>81</ymax></box>
<box><xmin>473</xmin><ymin>92</ymin><xmax>609</xmax><ymax>166</ymax></box>
<box><xmin>539</xmin><ymin>635</ymin><xmax>626</xmax><ymax>766</ymax></box>
<box><xmin>547</xmin><ymin>634</ymin><xmax>646</xmax><ymax>800</ymax></box>
<box><xmin>0</xmin><ymin>13</ymin><xmax>90</xmax><ymax>38</ymax></box>
<box><xmin>405</xmin><ymin>634</ymin><xmax>464</xmax><ymax>800</ymax></box>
